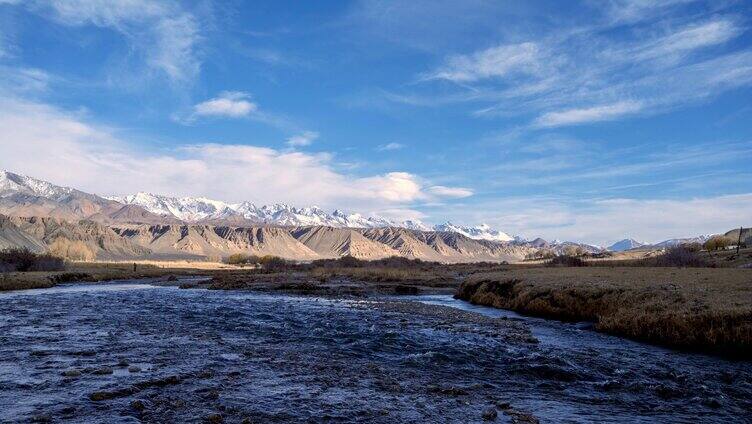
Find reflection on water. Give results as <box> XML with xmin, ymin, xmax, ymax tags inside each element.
<box><xmin>0</xmin><ymin>282</ymin><xmax>750</xmax><ymax>423</ymax></box>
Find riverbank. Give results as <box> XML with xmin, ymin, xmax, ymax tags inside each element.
<box><xmin>456</xmin><ymin>267</ymin><xmax>752</xmax><ymax>357</ymax></box>
<box><xmin>0</xmin><ymin>261</ymin><xmax>212</xmax><ymax>291</ymax></box>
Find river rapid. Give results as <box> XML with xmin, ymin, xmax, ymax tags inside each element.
<box><xmin>0</xmin><ymin>281</ymin><xmax>750</xmax><ymax>423</ymax></box>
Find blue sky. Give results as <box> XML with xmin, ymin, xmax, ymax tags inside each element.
<box><xmin>0</xmin><ymin>0</ymin><xmax>750</xmax><ymax>245</ymax></box>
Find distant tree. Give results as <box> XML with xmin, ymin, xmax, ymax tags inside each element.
<box><xmin>563</xmin><ymin>245</ymin><xmax>585</xmax><ymax>257</ymax></box>
<box><xmin>704</xmin><ymin>236</ymin><xmax>735</xmax><ymax>251</ymax></box>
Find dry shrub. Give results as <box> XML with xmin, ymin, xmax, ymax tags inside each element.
<box><xmin>547</xmin><ymin>255</ymin><xmax>587</xmax><ymax>267</ymax></box>
<box><xmin>704</xmin><ymin>236</ymin><xmax>735</xmax><ymax>251</ymax></box>
<box><xmin>653</xmin><ymin>246</ymin><xmax>709</xmax><ymax>267</ymax></box>
<box><xmin>0</xmin><ymin>248</ymin><xmax>65</xmax><ymax>272</ymax></box>
<box><xmin>311</xmin><ymin>255</ymin><xmax>432</xmax><ymax>269</ymax></box>
<box><xmin>225</xmin><ymin>254</ymin><xmax>290</xmax><ymax>270</ymax></box>
<box><xmin>48</xmin><ymin>239</ymin><xmax>95</xmax><ymax>261</ymax></box>
<box><xmin>311</xmin><ymin>267</ymin><xmax>427</xmax><ymax>283</ymax></box>
<box><xmin>226</xmin><ymin>253</ymin><xmax>255</xmax><ymax>265</ymax></box>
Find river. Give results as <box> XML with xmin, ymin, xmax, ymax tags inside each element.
<box><xmin>0</xmin><ymin>281</ymin><xmax>750</xmax><ymax>423</ymax></box>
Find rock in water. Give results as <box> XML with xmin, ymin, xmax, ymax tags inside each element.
<box><xmin>482</xmin><ymin>406</ymin><xmax>498</xmax><ymax>421</ymax></box>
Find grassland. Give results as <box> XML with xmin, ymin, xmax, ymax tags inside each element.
<box><xmin>456</xmin><ymin>266</ymin><xmax>752</xmax><ymax>356</ymax></box>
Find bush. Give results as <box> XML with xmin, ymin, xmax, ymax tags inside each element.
<box><xmin>225</xmin><ymin>254</ymin><xmax>291</xmax><ymax>270</ymax></box>
<box><xmin>653</xmin><ymin>246</ymin><xmax>709</xmax><ymax>267</ymax></box>
<box><xmin>547</xmin><ymin>255</ymin><xmax>587</xmax><ymax>267</ymax></box>
<box><xmin>226</xmin><ymin>253</ymin><xmax>256</xmax><ymax>265</ymax></box>
<box><xmin>525</xmin><ymin>249</ymin><xmax>555</xmax><ymax>261</ymax></box>
<box><xmin>0</xmin><ymin>248</ymin><xmax>65</xmax><ymax>272</ymax></box>
<box><xmin>257</xmin><ymin>255</ymin><xmax>290</xmax><ymax>271</ymax></box>
<box><xmin>682</xmin><ymin>242</ymin><xmax>703</xmax><ymax>253</ymax></box>
<box><xmin>310</xmin><ymin>256</ymin><xmax>432</xmax><ymax>269</ymax></box>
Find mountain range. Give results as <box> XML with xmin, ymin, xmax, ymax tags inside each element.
<box><xmin>0</xmin><ymin>170</ymin><xmax>722</xmax><ymax>262</ymax></box>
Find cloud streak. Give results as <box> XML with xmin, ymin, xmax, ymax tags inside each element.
<box><xmin>376</xmin><ymin>142</ymin><xmax>405</xmax><ymax>151</ymax></box>
<box><xmin>534</xmin><ymin>101</ymin><xmax>644</xmax><ymax>128</ymax></box>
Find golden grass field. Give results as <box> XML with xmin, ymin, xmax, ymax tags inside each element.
<box><xmin>457</xmin><ymin>266</ymin><xmax>752</xmax><ymax>356</ymax></box>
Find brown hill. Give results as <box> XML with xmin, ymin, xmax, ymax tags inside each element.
<box><xmin>291</xmin><ymin>226</ymin><xmax>399</xmax><ymax>260</ymax></box>
<box><xmin>1</xmin><ymin>214</ymin><xmax>533</xmax><ymax>263</ymax></box>
<box><xmin>113</xmin><ymin>224</ymin><xmax>320</xmax><ymax>260</ymax></box>
<box><xmin>10</xmin><ymin>216</ymin><xmax>151</xmax><ymax>260</ymax></box>
<box><xmin>0</xmin><ymin>215</ymin><xmax>47</xmax><ymax>252</ymax></box>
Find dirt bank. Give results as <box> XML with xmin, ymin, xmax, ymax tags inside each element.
<box><xmin>456</xmin><ymin>267</ymin><xmax>752</xmax><ymax>356</ymax></box>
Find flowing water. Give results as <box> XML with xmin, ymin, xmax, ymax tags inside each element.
<box><xmin>0</xmin><ymin>281</ymin><xmax>750</xmax><ymax>423</ymax></box>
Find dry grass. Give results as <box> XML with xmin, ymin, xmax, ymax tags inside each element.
<box><xmin>0</xmin><ymin>261</ymin><xmax>210</xmax><ymax>292</ymax></box>
<box><xmin>457</xmin><ymin>267</ymin><xmax>752</xmax><ymax>356</ymax></box>
<box><xmin>310</xmin><ymin>266</ymin><xmax>443</xmax><ymax>283</ymax></box>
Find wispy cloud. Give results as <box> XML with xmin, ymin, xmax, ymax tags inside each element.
<box><xmin>409</xmin><ymin>13</ymin><xmax>750</xmax><ymax>127</ymax></box>
<box><xmin>427</xmin><ymin>185</ymin><xmax>473</xmax><ymax>198</ymax></box>
<box><xmin>19</xmin><ymin>0</ymin><xmax>202</xmax><ymax>84</ymax></box>
<box><xmin>534</xmin><ymin>101</ymin><xmax>644</xmax><ymax>127</ymax></box>
<box><xmin>192</xmin><ymin>91</ymin><xmax>257</xmax><ymax>119</ymax></box>
<box><xmin>603</xmin><ymin>0</ymin><xmax>702</xmax><ymax>24</ymax></box>
<box><xmin>286</xmin><ymin>131</ymin><xmax>319</xmax><ymax>147</ymax></box>
<box><xmin>634</xmin><ymin>19</ymin><xmax>740</xmax><ymax>61</ymax></box>
<box><xmin>426</xmin><ymin>42</ymin><xmax>543</xmax><ymax>82</ymax></box>
<box><xmin>376</xmin><ymin>142</ymin><xmax>405</xmax><ymax>151</ymax></box>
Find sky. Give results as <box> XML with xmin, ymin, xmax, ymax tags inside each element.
<box><xmin>0</xmin><ymin>0</ymin><xmax>750</xmax><ymax>245</ymax></box>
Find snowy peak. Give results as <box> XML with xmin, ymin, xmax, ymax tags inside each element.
<box><xmin>108</xmin><ymin>192</ymin><xmax>237</xmax><ymax>222</ymax></box>
<box><xmin>0</xmin><ymin>170</ymin><xmax>75</xmax><ymax>200</ymax></box>
<box><xmin>607</xmin><ymin>238</ymin><xmax>645</xmax><ymax>252</ymax></box>
<box><xmin>651</xmin><ymin>235</ymin><xmax>712</xmax><ymax>248</ymax></box>
<box><xmin>112</xmin><ymin>191</ymin><xmax>513</xmax><ymax>240</ymax></box>
<box><xmin>109</xmin><ymin>191</ymin><xmax>427</xmax><ymax>230</ymax></box>
<box><xmin>434</xmin><ymin>222</ymin><xmax>515</xmax><ymax>242</ymax></box>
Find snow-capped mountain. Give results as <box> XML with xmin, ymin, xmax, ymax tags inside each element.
<box><xmin>109</xmin><ymin>192</ymin><xmax>518</xmax><ymax>239</ymax></box>
<box><xmin>1</xmin><ymin>171</ymin><xmax>517</xmax><ymax>243</ymax></box>
<box><xmin>607</xmin><ymin>239</ymin><xmax>645</xmax><ymax>252</ymax></box>
<box><xmin>651</xmin><ymin>235</ymin><xmax>713</xmax><ymax>248</ymax></box>
<box><xmin>109</xmin><ymin>192</ymin><xmax>428</xmax><ymax>230</ymax></box>
<box><xmin>108</xmin><ymin>193</ymin><xmax>237</xmax><ymax>222</ymax></box>
<box><xmin>1</xmin><ymin>170</ymin><xmax>75</xmax><ymax>201</ymax></box>
<box><xmin>433</xmin><ymin>222</ymin><xmax>515</xmax><ymax>242</ymax></box>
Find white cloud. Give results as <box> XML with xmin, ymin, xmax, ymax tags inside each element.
<box><xmin>192</xmin><ymin>92</ymin><xmax>257</xmax><ymax>119</ymax></box>
<box><xmin>603</xmin><ymin>0</ymin><xmax>702</xmax><ymax>24</ymax></box>
<box><xmin>437</xmin><ymin>193</ymin><xmax>752</xmax><ymax>246</ymax></box>
<box><xmin>428</xmin><ymin>42</ymin><xmax>543</xmax><ymax>82</ymax></box>
<box><xmin>0</xmin><ymin>97</ymin><xmax>469</xmax><ymax>212</ymax></box>
<box><xmin>377</xmin><ymin>142</ymin><xmax>404</xmax><ymax>151</ymax></box>
<box><xmin>25</xmin><ymin>0</ymin><xmax>201</xmax><ymax>83</ymax></box>
<box><xmin>636</xmin><ymin>19</ymin><xmax>740</xmax><ymax>60</ymax></box>
<box><xmin>534</xmin><ymin>101</ymin><xmax>643</xmax><ymax>128</ymax></box>
<box><xmin>286</xmin><ymin>131</ymin><xmax>319</xmax><ymax>147</ymax></box>
<box><xmin>427</xmin><ymin>185</ymin><xmax>473</xmax><ymax>198</ymax></box>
